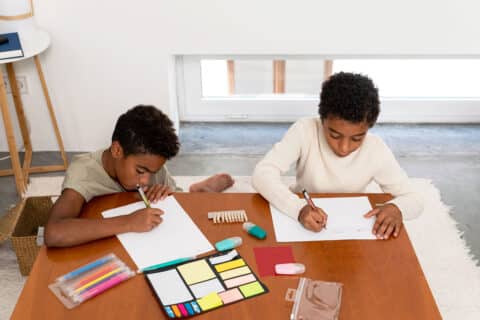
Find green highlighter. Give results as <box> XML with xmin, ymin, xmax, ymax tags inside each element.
<box><xmin>243</xmin><ymin>222</ymin><xmax>267</xmax><ymax>239</ymax></box>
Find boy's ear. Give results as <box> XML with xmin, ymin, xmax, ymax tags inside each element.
<box><xmin>110</xmin><ymin>141</ymin><xmax>124</xmax><ymax>159</ymax></box>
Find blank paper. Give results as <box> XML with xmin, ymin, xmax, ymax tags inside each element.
<box><xmin>102</xmin><ymin>196</ymin><xmax>213</xmax><ymax>269</ymax></box>
<box><xmin>270</xmin><ymin>196</ymin><xmax>376</xmax><ymax>242</ymax></box>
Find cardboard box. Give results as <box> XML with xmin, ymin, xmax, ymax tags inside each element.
<box><xmin>0</xmin><ymin>197</ymin><xmax>52</xmax><ymax>276</ymax></box>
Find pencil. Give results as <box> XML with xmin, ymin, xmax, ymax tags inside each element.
<box><xmin>136</xmin><ymin>184</ymin><xmax>151</xmax><ymax>208</ymax></box>
<box><xmin>301</xmin><ymin>189</ymin><xmax>327</xmax><ymax>229</ymax></box>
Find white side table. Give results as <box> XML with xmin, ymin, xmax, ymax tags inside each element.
<box><xmin>0</xmin><ymin>29</ymin><xmax>67</xmax><ymax>196</ymax></box>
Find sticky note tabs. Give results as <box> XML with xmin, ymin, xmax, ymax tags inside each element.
<box><xmin>197</xmin><ymin>292</ymin><xmax>223</xmax><ymax>311</ymax></box>
<box><xmin>219</xmin><ymin>266</ymin><xmax>251</xmax><ymax>280</ymax></box>
<box><xmin>214</xmin><ymin>259</ymin><xmax>246</xmax><ymax>273</ymax></box>
<box><xmin>178</xmin><ymin>260</ymin><xmax>215</xmax><ymax>285</ymax></box>
<box><xmin>171</xmin><ymin>305</ymin><xmax>181</xmax><ymax>317</ymax></box>
<box><xmin>239</xmin><ymin>281</ymin><xmax>265</xmax><ymax>297</ymax></box>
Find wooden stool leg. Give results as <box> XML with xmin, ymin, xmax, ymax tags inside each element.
<box><xmin>0</xmin><ymin>72</ymin><xmax>26</xmax><ymax>195</ymax></box>
<box><xmin>34</xmin><ymin>56</ymin><xmax>68</xmax><ymax>168</ymax></box>
<box><xmin>6</xmin><ymin>63</ymin><xmax>33</xmax><ymax>182</ymax></box>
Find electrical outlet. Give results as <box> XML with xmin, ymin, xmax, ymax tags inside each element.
<box><xmin>2</xmin><ymin>75</ymin><xmax>28</xmax><ymax>94</ymax></box>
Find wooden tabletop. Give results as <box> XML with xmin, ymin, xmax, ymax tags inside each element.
<box><xmin>11</xmin><ymin>192</ymin><xmax>441</xmax><ymax>319</ymax></box>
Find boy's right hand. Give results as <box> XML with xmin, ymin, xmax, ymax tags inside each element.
<box><xmin>298</xmin><ymin>205</ymin><xmax>328</xmax><ymax>232</ymax></box>
<box><xmin>127</xmin><ymin>208</ymin><xmax>164</xmax><ymax>232</ymax></box>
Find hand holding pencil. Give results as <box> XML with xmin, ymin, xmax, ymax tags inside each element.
<box><xmin>298</xmin><ymin>189</ymin><xmax>328</xmax><ymax>232</ymax></box>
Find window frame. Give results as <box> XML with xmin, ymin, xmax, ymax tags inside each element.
<box><xmin>178</xmin><ymin>55</ymin><xmax>480</xmax><ymax>123</ymax></box>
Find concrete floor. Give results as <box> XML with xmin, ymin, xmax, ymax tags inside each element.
<box><xmin>1</xmin><ymin>122</ymin><xmax>479</xmax><ymax>263</ymax></box>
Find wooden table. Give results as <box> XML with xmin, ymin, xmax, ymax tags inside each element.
<box><xmin>12</xmin><ymin>193</ymin><xmax>441</xmax><ymax>319</ymax></box>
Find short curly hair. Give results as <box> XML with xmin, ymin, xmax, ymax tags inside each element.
<box><xmin>112</xmin><ymin>105</ymin><xmax>180</xmax><ymax>159</ymax></box>
<box><xmin>319</xmin><ymin>72</ymin><xmax>380</xmax><ymax>127</ymax></box>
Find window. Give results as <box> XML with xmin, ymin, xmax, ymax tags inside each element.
<box><xmin>178</xmin><ymin>56</ymin><xmax>480</xmax><ymax>122</ymax></box>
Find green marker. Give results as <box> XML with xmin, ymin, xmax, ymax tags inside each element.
<box><xmin>137</xmin><ymin>256</ymin><xmax>196</xmax><ymax>274</ymax></box>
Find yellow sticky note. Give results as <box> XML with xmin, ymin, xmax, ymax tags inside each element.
<box><xmin>214</xmin><ymin>259</ymin><xmax>246</xmax><ymax>273</ymax></box>
<box><xmin>197</xmin><ymin>292</ymin><xmax>223</xmax><ymax>311</ymax></box>
<box><xmin>239</xmin><ymin>281</ymin><xmax>264</xmax><ymax>297</ymax></box>
<box><xmin>178</xmin><ymin>260</ymin><xmax>215</xmax><ymax>285</ymax></box>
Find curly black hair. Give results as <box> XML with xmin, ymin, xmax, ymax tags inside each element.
<box><xmin>319</xmin><ymin>72</ymin><xmax>380</xmax><ymax>127</ymax></box>
<box><xmin>112</xmin><ymin>105</ymin><xmax>180</xmax><ymax>159</ymax></box>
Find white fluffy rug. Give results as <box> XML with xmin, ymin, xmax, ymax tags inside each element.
<box><xmin>1</xmin><ymin>176</ymin><xmax>479</xmax><ymax>319</ymax></box>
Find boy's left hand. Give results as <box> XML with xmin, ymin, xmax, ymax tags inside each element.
<box><xmin>143</xmin><ymin>184</ymin><xmax>173</xmax><ymax>202</ymax></box>
<box><xmin>364</xmin><ymin>204</ymin><xmax>403</xmax><ymax>240</ymax></box>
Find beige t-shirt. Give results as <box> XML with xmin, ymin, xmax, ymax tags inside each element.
<box><xmin>62</xmin><ymin>149</ymin><xmax>179</xmax><ymax>202</ymax></box>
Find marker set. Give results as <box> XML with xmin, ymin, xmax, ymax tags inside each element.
<box><xmin>49</xmin><ymin>253</ymin><xmax>134</xmax><ymax>309</ymax></box>
<box><xmin>145</xmin><ymin>249</ymin><xmax>268</xmax><ymax>318</ymax></box>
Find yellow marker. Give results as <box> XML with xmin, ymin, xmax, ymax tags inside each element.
<box><xmin>72</xmin><ymin>267</ymin><xmax>124</xmax><ymax>294</ymax></box>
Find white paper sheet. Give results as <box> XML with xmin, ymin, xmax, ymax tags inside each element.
<box><xmin>102</xmin><ymin>196</ymin><xmax>214</xmax><ymax>269</ymax></box>
<box><xmin>270</xmin><ymin>196</ymin><xmax>377</xmax><ymax>242</ymax></box>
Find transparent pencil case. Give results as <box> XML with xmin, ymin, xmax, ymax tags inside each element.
<box><xmin>286</xmin><ymin>277</ymin><xmax>343</xmax><ymax>320</ymax></box>
<box><xmin>49</xmin><ymin>253</ymin><xmax>135</xmax><ymax>309</ymax></box>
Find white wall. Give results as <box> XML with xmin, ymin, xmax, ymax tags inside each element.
<box><xmin>1</xmin><ymin>0</ymin><xmax>480</xmax><ymax>151</ymax></box>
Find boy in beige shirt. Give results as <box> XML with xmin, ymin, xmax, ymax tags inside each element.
<box><xmin>253</xmin><ymin>73</ymin><xmax>423</xmax><ymax>240</ymax></box>
<box><xmin>45</xmin><ymin>105</ymin><xmax>233</xmax><ymax>247</ymax></box>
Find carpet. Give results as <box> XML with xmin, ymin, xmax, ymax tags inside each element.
<box><xmin>0</xmin><ymin>176</ymin><xmax>479</xmax><ymax>319</ymax></box>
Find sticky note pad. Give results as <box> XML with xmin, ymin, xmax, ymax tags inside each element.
<box><xmin>146</xmin><ymin>269</ymin><xmax>193</xmax><ymax>305</ymax></box>
<box><xmin>190</xmin><ymin>278</ymin><xmax>225</xmax><ymax>299</ymax></box>
<box><xmin>214</xmin><ymin>259</ymin><xmax>246</xmax><ymax>272</ymax></box>
<box><xmin>219</xmin><ymin>288</ymin><xmax>244</xmax><ymax>304</ymax></box>
<box><xmin>220</xmin><ymin>266</ymin><xmax>251</xmax><ymax>280</ymax></box>
<box><xmin>239</xmin><ymin>281</ymin><xmax>265</xmax><ymax>297</ymax></box>
<box><xmin>197</xmin><ymin>292</ymin><xmax>223</xmax><ymax>311</ymax></box>
<box><xmin>178</xmin><ymin>260</ymin><xmax>215</xmax><ymax>285</ymax></box>
<box><xmin>224</xmin><ymin>274</ymin><xmax>256</xmax><ymax>288</ymax></box>
<box><xmin>253</xmin><ymin>246</ymin><xmax>295</xmax><ymax>277</ymax></box>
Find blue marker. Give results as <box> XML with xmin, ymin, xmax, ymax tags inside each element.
<box><xmin>215</xmin><ymin>237</ymin><xmax>242</xmax><ymax>251</ymax></box>
<box><xmin>56</xmin><ymin>254</ymin><xmax>114</xmax><ymax>282</ymax></box>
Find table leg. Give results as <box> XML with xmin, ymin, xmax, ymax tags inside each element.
<box><xmin>0</xmin><ymin>71</ymin><xmax>26</xmax><ymax>195</ymax></box>
<box><xmin>34</xmin><ymin>56</ymin><xmax>68</xmax><ymax>169</ymax></box>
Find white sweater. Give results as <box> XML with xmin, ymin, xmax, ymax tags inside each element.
<box><xmin>252</xmin><ymin>117</ymin><xmax>423</xmax><ymax>221</ymax></box>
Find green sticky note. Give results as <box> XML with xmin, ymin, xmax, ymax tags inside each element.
<box><xmin>239</xmin><ymin>281</ymin><xmax>264</xmax><ymax>297</ymax></box>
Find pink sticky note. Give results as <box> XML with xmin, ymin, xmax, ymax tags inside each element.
<box><xmin>253</xmin><ymin>246</ymin><xmax>295</xmax><ymax>277</ymax></box>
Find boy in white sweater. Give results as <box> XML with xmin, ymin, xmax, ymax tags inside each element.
<box><xmin>252</xmin><ymin>72</ymin><xmax>423</xmax><ymax>240</ymax></box>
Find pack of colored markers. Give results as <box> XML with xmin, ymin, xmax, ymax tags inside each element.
<box><xmin>49</xmin><ymin>253</ymin><xmax>135</xmax><ymax>309</ymax></box>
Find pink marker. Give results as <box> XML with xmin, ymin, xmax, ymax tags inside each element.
<box><xmin>73</xmin><ymin>270</ymin><xmax>134</xmax><ymax>303</ymax></box>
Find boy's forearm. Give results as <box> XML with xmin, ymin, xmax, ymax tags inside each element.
<box><xmin>44</xmin><ymin>215</ymin><xmax>132</xmax><ymax>247</ymax></box>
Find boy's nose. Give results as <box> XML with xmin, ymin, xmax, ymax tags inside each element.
<box><xmin>339</xmin><ymin>140</ymin><xmax>350</xmax><ymax>155</ymax></box>
<box><xmin>139</xmin><ymin>175</ymin><xmax>150</xmax><ymax>186</ymax></box>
